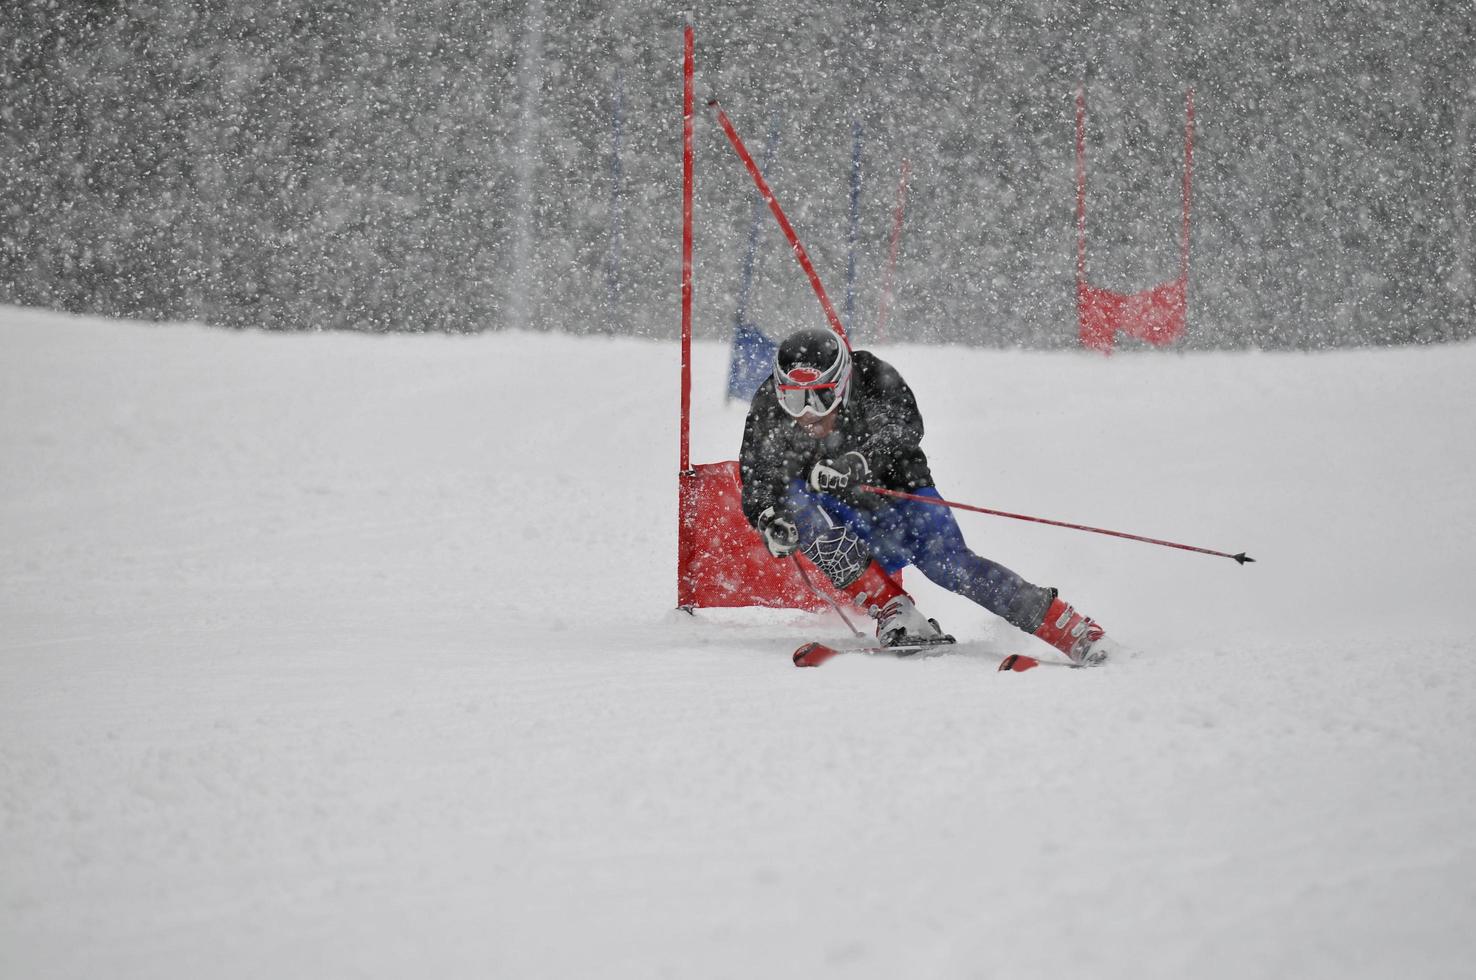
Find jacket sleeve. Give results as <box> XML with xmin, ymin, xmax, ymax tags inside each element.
<box><xmin>738</xmin><ymin>381</ymin><xmax>791</xmax><ymax>527</ymax></box>
<box><xmin>854</xmin><ymin>354</ymin><xmax>925</xmax><ymax>466</ymax></box>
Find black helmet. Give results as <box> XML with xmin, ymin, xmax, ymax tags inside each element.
<box><xmin>773</xmin><ymin>328</ymin><xmax>852</xmax><ymax>418</ymax></box>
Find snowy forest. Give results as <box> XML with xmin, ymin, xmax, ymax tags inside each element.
<box><xmin>2</xmin><ymin>1</ymin><xmax>1473</xmax><ymax>348</ymax></box>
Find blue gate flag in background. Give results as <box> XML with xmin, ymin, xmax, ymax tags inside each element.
<box><xmin>727</xmin><ymin>319</ymin><xmax>778</xmax><ymax>402</ymax></box>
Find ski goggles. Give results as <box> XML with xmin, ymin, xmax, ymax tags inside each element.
<box><xmin>775</xmin><ymin>352</ymin><xmax>850</xmax><ymax>418</ymax></box>
<box><xmin>776</xmin><ymin>378</ymin><xmax>841</xmax><ymax>418</ymax></box>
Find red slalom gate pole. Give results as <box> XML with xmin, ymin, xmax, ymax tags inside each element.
<box><xmin>676</xmin><ymin>22</ymin><xmax>696</xmax><ymax>610</ymax></box>
<box><xmin>859</xmin><ymin>485</ymin><xmax>1255</xmax><ymax>565</ymax></box>
<box><xmin>679</xmin><ymin>24</ymin><xmax>695</xmax><ymax>474</ymax></box>
<box><xmin>707</xmin><ymin>99</ymin><xmax>851</xmax><ymax>349</ymax></box>
<box><xmin>1180</xmin><ymin>86</ymin><xmax>1195</xmax><ymax>283</ymax></box>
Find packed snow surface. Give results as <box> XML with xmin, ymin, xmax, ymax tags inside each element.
<box><xmin>3</xmin><ymin>307</ymin><xmax>1474</xmax><ymax>978</ymax></box>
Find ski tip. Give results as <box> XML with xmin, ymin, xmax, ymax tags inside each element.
<box><xmin>998</xmin><ymin>654</ymin><xmax>1041</xmax><ymax>673</ymax></box>
<box><xmin>793</xmin><ymin>642</ymin><xmax>841</xmax><ymax>668</ymax></box>
<box><xmin>1232</xmin><ymin>552</ymin><xmax>1255</xmax><ymax>565</ymax></box>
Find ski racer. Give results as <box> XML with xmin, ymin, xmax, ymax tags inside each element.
<box><xmin>739</xmin><ymin>327</ymin><xmax>1111</xmax><ymax>665</ymax></box>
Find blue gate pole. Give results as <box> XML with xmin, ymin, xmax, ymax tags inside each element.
<box><xmin>845</xmin><ymin>119</ymin><xmax>863</xmax><ymax>337</ymax></box>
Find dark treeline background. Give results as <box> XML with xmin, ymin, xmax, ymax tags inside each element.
<box><xmin>2</xmin><ymin>1</ymin><xmax>1473</xmax><ymax>348</ymax></box>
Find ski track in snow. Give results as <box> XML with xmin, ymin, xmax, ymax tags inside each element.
<box><xmin>2</xmin><ymin>308</ymin><xmax>1474</xmax><ymax>978</ymax></box>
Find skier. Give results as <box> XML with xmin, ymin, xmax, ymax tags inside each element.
<box><xmin>740</xmin><ymin>327</ymin><xmax>1111</xmax><ymax>665</ymax></box>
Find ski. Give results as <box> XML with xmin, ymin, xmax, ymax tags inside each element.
<box><xmin>793</xmin><ymin>642</ymin><xmax>1093</xmax><ymax>671</ymax></box>
<box><xmin>997</xmin><ymin>648</ymin><xmax>1109</xmax><ymax>671</ymax></box>
<box><xmin>792</xmin><ymin>637</ymin><xmax>955</xmax><ymax>667</ymax></box>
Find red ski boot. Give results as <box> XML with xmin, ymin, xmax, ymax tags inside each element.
<box><xmin>1033</xmin><ymin>593</ymin><xmax>1109</xmax><ymax>665</ymax></box>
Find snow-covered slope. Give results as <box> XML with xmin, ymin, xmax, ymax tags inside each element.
<box><xmin>3</xmin><ymin>307</ymin><xmax>1473</xmax><ymax>978</ymax></box>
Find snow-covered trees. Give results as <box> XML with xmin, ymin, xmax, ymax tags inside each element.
<box><xmin>1</xmin><ymin>2</ymin><xmax>1471</xmax><ymax>347</ymax></box>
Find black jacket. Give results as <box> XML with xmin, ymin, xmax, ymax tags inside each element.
<box><xmin>739</xmin><ymin>349</ymin><xmax>934</xmax><ymax>527</ymax></box>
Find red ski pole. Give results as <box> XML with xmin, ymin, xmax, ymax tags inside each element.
<box><xmin>858</xmin><ymin>485</ymin><xmax>1255</xmax><ymax>564</ymax></box>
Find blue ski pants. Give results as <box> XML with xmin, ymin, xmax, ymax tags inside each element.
<box><xmin>785</xmin><ymin>481</ymin><xmax>1049</xmax><ymax>632</ymax></box>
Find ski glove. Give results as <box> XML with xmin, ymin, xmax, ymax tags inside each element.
<box><xmin>757</xmin><ymin>504</ymin><xmax>800</xmax><ymax>558</ymax></box>
<box><xmin>808</xmin><ymin>451</ymin><xmax>871</xmax><ymax>494</ymax></box>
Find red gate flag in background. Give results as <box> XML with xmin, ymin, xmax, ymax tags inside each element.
<box><xmin>1076</xmin><ymin>87</ymin><xmax>1196</xmax><ymax>354</ymax></box>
